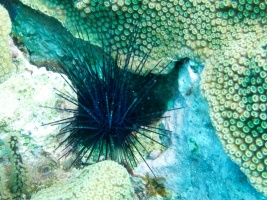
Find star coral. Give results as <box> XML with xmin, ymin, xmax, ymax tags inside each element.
<box><xmin>17</xmin><ymin>0</ymin><xmax>266</xmax><ymax>55</ymax></box>
<box><xmin>31</xmin><ymin>160</ymin><xmax>137</xmax><ymax>200</ymax></box>
<box><xmin>201</xmin><ymin>32</ymin><xmax>267</xmax><ymax>195</ymax></box>
<box><xmin>0</xmin><ymin>5</ymin><xmax>13</xmax><ymax>83</ymax></box>
<box><xmin>14</xmin><ymin>0</ymin><xmax>267</xmax><ymax>196</ymax></box>
<box><xmin>17</xmin><ymin>0</ymin><xmax>267</xmax><ymax>69</ymax></box>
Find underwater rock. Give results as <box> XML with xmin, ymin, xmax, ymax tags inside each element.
<box><xmin>0</xmin><ymin>44</ymin><xmax>76</xmax><ymax>198</ymax></box>
<box><xmin>0</xmin><ymin>58</ymin><xmax>74</xmax><ymax>154</ymax></box>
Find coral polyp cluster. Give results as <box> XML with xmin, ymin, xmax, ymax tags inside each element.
<box><xmin>17</xmin><ymin>0</ymin><xmax>267</xmax><ymax>69</ymax></box>
<box><xmin>31</xmin><ymin>160</ymin><xmax>136</xmax><ymax>200</ymax></box>
<box><xmin>201</xmin><ymin>35</ymin><xmax>267</xmax><ymax>195</ymax></box>
<box><xmin>0</xmin><ymin>4</ymin><xmax>12</xmax><ymax>83</ymax></box>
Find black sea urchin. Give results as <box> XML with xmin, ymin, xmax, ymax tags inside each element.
<box><xmin>44</xmin><ymin>28</ymin><xmax>182</xmax><ymax>171</ymax></box>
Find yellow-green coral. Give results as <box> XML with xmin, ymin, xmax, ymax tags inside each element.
<box><xmin>17</xmin><ymin>0</ymin><xmax>267</xmax><ymax>75</ymax></box>
<box><xmin>0</xmin><ymin>5</ymin><xmax>13</xmax><ymax>83</ymax></box>
<box><xmin>31</xmin><ymin>160</ymin><xmax>136</xmax><ymax>200</ymax></box>
<box><xmin>201</xmin><ymin>33</ymin><xmax>267</xmax><ymax>195</ymax></box>
<box><xmin>17</xmin><ymin>0</ymin><xmax>267</xmax><ymax>196</ymax></box>
<box><xmin>19</xmin><ymin>0</ymin><xmax>266</xmax><ymax>71</ymax></box>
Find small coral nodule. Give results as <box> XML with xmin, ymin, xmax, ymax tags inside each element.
<box><xmin>45</xmin><ymin>28</ymin><xmax>178</xmax><ymax>172</ymax></box>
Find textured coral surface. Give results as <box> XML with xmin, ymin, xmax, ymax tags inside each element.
<box><xmin>18</xmin><ymin>0</ymin><xmax>267</xmax><ymax>70</ymax></box>
<box><xmin>31</xmin><ymin>160</ymin><xmax>136</xmax><ymax>200</ymax></box>
<box><xmin>201</xmin><ymin>36</ymin><xmax>267</xmax><ymax>194</ymax></box>
<box><xmin>0</xmin><ymin>5</ymin><xmax>13</xmax><ymax>83</ymax></box>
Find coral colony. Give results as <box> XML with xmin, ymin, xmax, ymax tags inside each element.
<box><xmin>1</xmin><ymin>0</ymin><xmax>267</xmax><ymax>197</ymax></box>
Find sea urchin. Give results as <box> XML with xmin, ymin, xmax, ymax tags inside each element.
<box><xmin>44</xmin><ymin>28</ymin><xmax>181</xmax><ymax>171</ymax></box>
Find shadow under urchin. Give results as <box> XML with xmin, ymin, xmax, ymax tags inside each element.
<box><xmin>44</xmin><ymin>25</ymin><xmax>184</xmax><ymax>172</ymax></box>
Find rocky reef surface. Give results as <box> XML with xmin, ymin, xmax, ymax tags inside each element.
<box><xmin>1</xmin><ymin>1</ymin><xmax>267</xmax><ymax>200</ymax></box>
<box><xmin>0</xmin><ymin>39</ymin><xmax>266</xmax><ymax>199</ymax></box>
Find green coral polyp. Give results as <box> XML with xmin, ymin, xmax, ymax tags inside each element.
<box><xmin>250</xmin><ymin>163</ymin><xmax>257</xmax><ymax>170</ymax></box>
<box><xmin>260</xmin><ymin>113</ymin><xmax>267</xmax><ymax>120</ymax></box>
<box><xmin>252</xmin><ymin>156</ymin><xmax>260</xmax><ymax>164</ymax></box>
<box><xmin>262</xmin><ymin>172</ymin><xmax>267</xmax><ymax>179</ymax></box>
<box><xmin>235</xmin><ymin>138</ymin><xmax>242</xmax><ymax>145</ymax></box>
<box><xmin>262</xmin><ymin>134</ymin><xmax>267</xmax><ymax>140</ymax></box>
<box><xmin>240</xmin><ymin>143</ymin><xmax>247</xmax><ymax>151</ymax></box>
<box><xmin>245</xmin><ymin>136</ymin><xmax>253</xmax><ymax>143</ymax></box>
<box><xmin>242</xmin><ymin>126</ymin><xmax>250</xmax><ymax>133</ymax></box>
<box><xmin>257</xmin><ymin>152</ymin><xmax>264</xmax><ymax>160</ymax></box>
<box><xmin>237</xmin><ymin>121</ymin><xmax>244</xmax><ymax>128</ymax></box>
<box><xmin>256</xmin><ymin>139</ymin><xmax>264</xmax><ymax>147</ymax></box>
<box><xmin>249</xmin><ymin>144</ymin><xmax>258</xmax><ymax>152</ymax></box>
<box><xmin>261</xmin><ymin>122</ymin><xmax>267</xmax><ymax>129</ymax></box>
<box><xmin>245</xmin><ymin>150</ymin><xmax>253</xmax><ymax>158</ymax></box>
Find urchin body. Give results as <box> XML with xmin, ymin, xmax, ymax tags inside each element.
<box><xmin>46</xmin><ymin>32</ymin><xmax>178</xmax><ymax>170</ymax></box>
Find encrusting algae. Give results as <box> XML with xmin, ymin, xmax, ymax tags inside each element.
<box><xmin>140</xmin><ymin>173</ymin><xmax>169</xmax><ymax>198</ymax></box>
